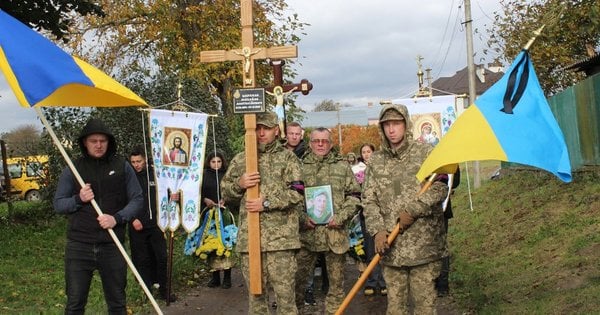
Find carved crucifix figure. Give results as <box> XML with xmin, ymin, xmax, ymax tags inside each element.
<box><xmin>265</xmin><ymin>59</ymin><xmax>313</xmax><ymax>138</ymax></box>
<box><xmin>199</xmin><ymin>0</ymin><xmax>297</xmax><ymax>295</ymax></box>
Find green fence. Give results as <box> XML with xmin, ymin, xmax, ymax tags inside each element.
<box><xmin>549</xmin><ymin>73</ymin><xmax>600</xmax><ymax>169</ymax></box>
<box><xmin>501</xmin><ymin>73</ymin><xmax>599</xmax><ymax>174</ymax></box>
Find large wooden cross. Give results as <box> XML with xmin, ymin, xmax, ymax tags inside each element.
<box><xmin>199</xmin><ymin>0</ymin><xmax>297</xmax><ymax>295</ymax></box>
<box><xmin>265</xmin><ymin>59</ymin><xmax>313</xmax><ymax>138</ymax></box>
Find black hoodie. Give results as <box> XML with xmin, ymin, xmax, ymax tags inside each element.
<box><xmin>77</xmin><ymin>118</ymin><xmax>118</xmax><ymax>159</ymax></box>
<box><xmin>53</xmin><ymin>119</ymin><xmax>143</xmax><ymax>244</ymax></box>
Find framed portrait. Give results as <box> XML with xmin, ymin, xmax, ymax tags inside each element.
<box><xmin>305</xmin><ymin>185</ymin><xmax>334</xmax><ymax>225</ymax></box>
<box><xmin>162</xmin><ymin>127</ymin><xmax>192</xmax><ymax>166</ymax></box>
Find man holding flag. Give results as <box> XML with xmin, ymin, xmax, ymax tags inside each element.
<box><xmin>54</xmin><ymin>118</ymin><xmax>143</xmax><ymax>314</ymax></box>
<box><xmin>362</xmin><ymin>104</ymin><xmax>449</xmax><ymax>314</ymax></box>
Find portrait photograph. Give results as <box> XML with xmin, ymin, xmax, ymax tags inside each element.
<box><xmin>162</xmin><ymin>127</ymin><xmax>192</xmax><ymax>166</ymax></box>
<box><xmin>305</xmin><ymin>185</ymin><xmax>334</xmax><ymax>225</ymax></box>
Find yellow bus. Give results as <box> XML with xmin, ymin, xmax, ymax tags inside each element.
<box><xmin>0</xmin><ymin>155</ymin><xmax>48</xmax><ymax>201</ymax></box>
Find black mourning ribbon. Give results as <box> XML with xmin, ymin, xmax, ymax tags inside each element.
<box><xmin>289</xmin><ymin>180</ymin><xmax>305</xmax><ymax>195</ymax></box>
<box><xmin>502</xmin><ymin>50</ymin><xmax>530</xmax><ymax>114</ymax></box>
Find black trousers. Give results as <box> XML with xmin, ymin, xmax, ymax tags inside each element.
<box><xmin>129</xmin><ymin>226</ymin><xmax>168</xmax><ymax>294</ymax></box>
<box><xmin>64</xmin><ymin>240</ymin><xmax>127</xmax><ymax>315</ymax></box>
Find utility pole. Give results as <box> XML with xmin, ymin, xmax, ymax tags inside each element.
<box><xmin>336</xmin><ymin>102</ymin><xmax>342</xmax><ymax>146</ymax></box>
<box><xmin>0</xmin><ymin>141</ymin><xmax>13</xmax><ymax>218</ymax></box>
<box><xmin>464</xmin><ymin>0</ymin><xmax>481</xmax><ymax>188</ymax></box>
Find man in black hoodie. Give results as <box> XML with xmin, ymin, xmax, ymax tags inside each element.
<box><xmin>54</xmin><ymin>118</ymin><xmax>143</xmax><ymax>315</ymax></box>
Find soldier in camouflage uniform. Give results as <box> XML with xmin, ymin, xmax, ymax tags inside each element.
<box><xmin>221</xmin><ymin>112</ymin><xmax>304</xmax><ymax>315</ymax></box>
<box><xmin>362</xmin><ymin>104</ymin><xmax>449</xmax><ymax>315</ymax></box>
<box><xmin>295</xmin><ymin>127</ymin><xmax>361</xmax><ymax>314</ymax></box>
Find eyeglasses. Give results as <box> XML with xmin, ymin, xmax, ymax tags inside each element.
<box><xmin>310</xmin><ymin>139</ymin><xmax>331</xmax><ymax>145</ymax></box>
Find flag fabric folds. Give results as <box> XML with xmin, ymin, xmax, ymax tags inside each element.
<box><xmin>149</xmin><ymin>109</ymin><xmax>209</xmax><ymax>233</ymax></box>
<box><xmin>416</xmin><ymin>50</ymin><xmax>572</xmax><ymax>183</ymax></box>
<box><xmin>0</xmin><ymin>10</ymin><xmax>146</xmax><ymax>108</ymax></box>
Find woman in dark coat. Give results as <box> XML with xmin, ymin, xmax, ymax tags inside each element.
<box><xmin>200</xmin><ymin>150</ymin><xmax>235</xmax><ymax>289</ymax></box>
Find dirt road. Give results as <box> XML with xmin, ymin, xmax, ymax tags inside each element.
<box><xmin>158</xmin><ymin>261</ymin><xmax>460</xmax><ymax>314</ymax></box>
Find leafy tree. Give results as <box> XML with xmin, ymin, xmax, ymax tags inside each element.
<box><xmin>313</xmin><ymin>99</ymin><xmax>338</xmax><ymax>112</ymax></box>
<box><xmin>38</xmin><ymin>73</ymin><xmax>230</xmax><ymax>202</ymax></box>
<box><xmin>312</xmin><ymin>99</ymin><xmax>353</xmax><ymax>112</ymax></box>
<box><xmin>488</xmin><ymin>0</ymin><xmax>600</xmax><ymax>94</ymax></box>
<box><xmin>0</xmin><ymin>125</ymin><xmax>43</xmax><ymax>157</ymax></box>
<box><xmin>0</xmin><ymin>0</ymin><xmax>104</xmax><ymax>42</ymax></box>
<box><xmin>118</xmin><ymin>74</ymin><xmax>235</xmax><ymax>159</ymax></box>
<box><xmin>67</xmin><ymin>0</ymin><xmax>307</xmax><ymax>144</ymax></box>
<box><xmin>330</xmin><ymin>124</ymin><xmax>381</xmax><ymax>155</ymax></box>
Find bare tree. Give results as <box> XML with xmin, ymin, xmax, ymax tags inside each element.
<box><xmin>1</xmin><ymin>124</ymin><xmax>42</xmax><ymax>157</ymax></box>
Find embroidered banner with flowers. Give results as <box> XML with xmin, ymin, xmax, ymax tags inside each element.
<box><xmin>149</xmin><ymin>109</ymin><xmax>208</xmax><ymax>233</ymax></box>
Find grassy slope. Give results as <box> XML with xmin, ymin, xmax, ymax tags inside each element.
<box><xmin>450</xmin><ymin>167</ymin><xmax>600</xmax><ymax>314</ymax></box>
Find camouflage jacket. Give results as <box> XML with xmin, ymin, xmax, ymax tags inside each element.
<box><xmin>363</xmin><ymin>104</ymin><xmax>449</xmax><ymax>267</ymax></box>
<box><xmin>300</xmin><ymin>149</ymin><xmax>361</xmax><ymax>253</ymax></box>
<box><xmin>221</xmin><ymin>140</ymin><xmax>303</xmax><ymax>253</ymax></box>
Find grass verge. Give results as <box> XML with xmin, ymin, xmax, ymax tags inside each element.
<box><xmin>0</xmin><ymin>201</ymin><xmax>214</xmax><ymax>314</ymax></box>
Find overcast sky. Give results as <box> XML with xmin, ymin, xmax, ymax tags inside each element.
<box><xmin>284</xmin><ymin>0</ymin><xmax>502</xmax><ymax>108</ymax></box>
<box><xmin>0</xmin><ymin>0</ymin><xmax>502</xmax><ymax>133</ymax></box>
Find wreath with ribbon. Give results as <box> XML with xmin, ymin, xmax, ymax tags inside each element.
<box><xmin>184</xmin><ymin>206</ymin><xmax>238</xmax><ymax>259</ymax></box>
<box><xmin>348</xmin><ymin>213</ymin><xmax>367</xmax><ymax>263</ymax></box>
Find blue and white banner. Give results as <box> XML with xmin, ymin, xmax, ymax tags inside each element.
<box><xmin>392</xmin><ymin>95</ymin><xmax>458</xmax><ymax>146</ymax></box>
<box><xmin>149</xmin><ymin>109</ymin><xmax>209</xmax><ymax>233</ymax></box>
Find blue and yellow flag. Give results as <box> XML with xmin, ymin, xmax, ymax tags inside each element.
<box><xmin>416</xmin><ymin>50</ymin><xmax>572</xmax><ymax>183</ymax></box>
<box><xmin>0</xmin><ymin>10</ymin><xmax>146</xmax><ymax>108</ymax></box>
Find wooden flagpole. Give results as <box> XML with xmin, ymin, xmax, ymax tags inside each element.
<box><xmin>335</xmin><ymin>224</ymin><xmax>402</xmax><ymax>315</ymax></box>
<box><xmin>336</xmin><ymin>174</ymin><xmax>439</xmax><ymax>314</ymax></box>
<box><xmin>34</xmin><ymin>107</ymin><xmax>163</xmax><ymax>314</ymax></box>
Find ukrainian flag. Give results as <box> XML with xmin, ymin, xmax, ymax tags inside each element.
<box><xmin>416</xmin><ymin>50</ymin><xmax>572</xmax><ymax>183</ymax></box>
<box><xmin>0</xmin><ymin>10</ymin><xmax>146</xmax><ymax>108</ymax></box>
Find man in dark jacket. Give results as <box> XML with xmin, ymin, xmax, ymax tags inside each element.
<box><xmin>128</xmin><ymin>146</ymin><xmax>175</xmax><ymax>302</ymax></box>
<box><xmin>54</xmin><ymin>118</ymin><xmax>143</xmax><ymax>315</ymax></box>
<box><xmin>435</xmin><ymin>168</ymin><xmax>461</xmax><ymax>297</ymax></box>
<box><xmin>285</xmin><ymin>121</ymin><xmax>307</xmax><ymax>158</ymax></box>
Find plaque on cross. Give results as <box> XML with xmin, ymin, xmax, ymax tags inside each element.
<box><xmin>199</xmin><ymin>0</ymin><xmax>297</xmax><ymax>295</ymax></box>
<box><xmin>265</xmin><ymin>59</ymin><xmax>313</xmax><ymax>138</ymax></box>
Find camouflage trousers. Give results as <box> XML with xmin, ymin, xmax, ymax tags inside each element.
<box><xmin>382</xmin><ymin>260</ymin><xmax>442</xmax><ymax>315</ymax></box>
<box><xmin>240</xmin><ymin>250</ymin><xmax>298</xmax><ymax>315</ymax></box>
<box><xmin>295</xmin><ymin>248</ymin><xmax>346</xmax><ymax>314</ymax></box>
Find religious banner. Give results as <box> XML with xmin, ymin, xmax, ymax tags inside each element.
<box><xmin>392</xmin><ymin>95</ymin><xmax>458</xmax><ymax>146</ymax></box>
<box><xmin>149</xmin><ymin>109</ymin><xmax>209</xmax><ymax>233</ymax></box>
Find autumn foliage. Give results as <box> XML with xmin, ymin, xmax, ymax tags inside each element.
<box><xmin>329</xmin><ymin>124</ymin><xmax>381</xmax><ymax>156</ymax></box>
